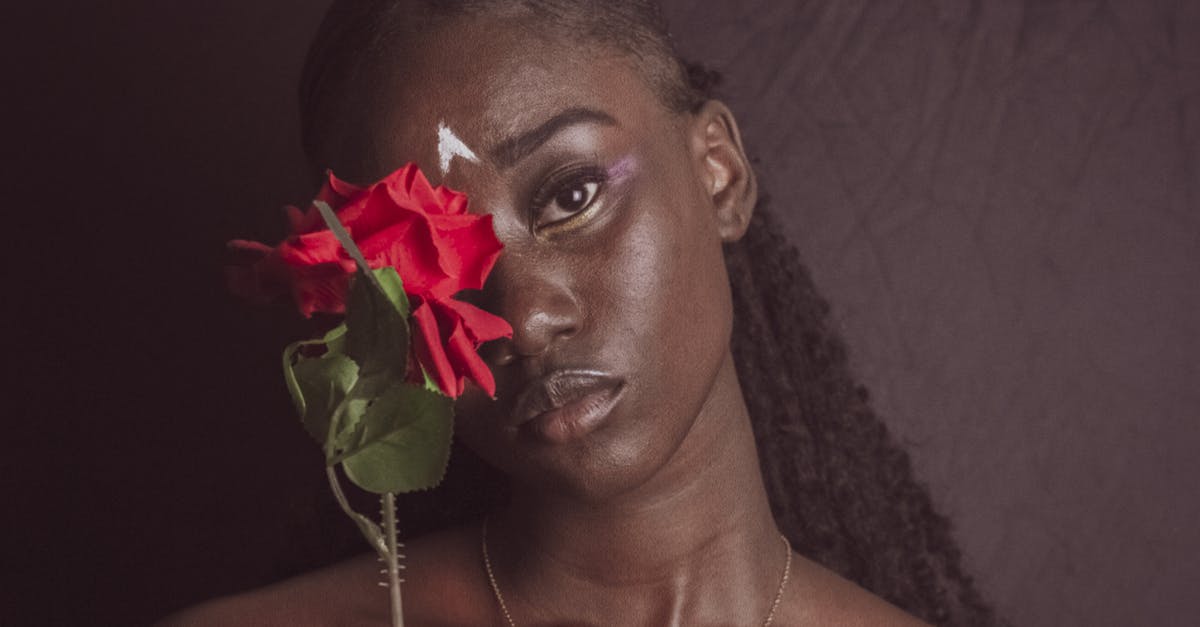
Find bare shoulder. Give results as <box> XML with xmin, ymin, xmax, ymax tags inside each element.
<box><xmin>155</xmin><ymin>554</ymin><xmax>387</xmax><ymax>627</ymax></box>
<box><xmin>398</xmin><ymin>521</ymin><xmax>497</xmax><ymax>624</ymax></box>
<box><xmin>157</xmin><ymin>523</ymin><xmax>495</xmax><ymax>627</ymax></box>
<box><xmin>780</xmin><ymin>554</ymin><xmax>931</xmax><ymax>627</ymax></box>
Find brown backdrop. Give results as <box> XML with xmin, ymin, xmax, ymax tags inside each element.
<box><xmin>6</xmin><ymin>1</ymin><xmax>1197</xmax><ymax>625</ymax></box>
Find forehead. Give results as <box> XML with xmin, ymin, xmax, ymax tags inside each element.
<box><xmin>363</xmin><ymin>14</ymin><xmax>666</xmax><ymax>179</ymax></box>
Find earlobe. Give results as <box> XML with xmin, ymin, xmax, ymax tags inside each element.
<box><xmin>690</xmin><ymin>100</ymin><xmax>757</xmax><ymax>242</ymax></box>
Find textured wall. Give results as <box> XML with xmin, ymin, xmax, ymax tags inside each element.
<box><xmin>7</xmin><ymin>1</ymin><xmax>1196</xmax><ymax>625</ymax></box>
<box><xmin>660</xmin><ymin>1</ymin><xmax>1200</xmax><ymax>625</ymax></box>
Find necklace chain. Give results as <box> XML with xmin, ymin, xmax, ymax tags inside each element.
<box><xmin>481</xmin><ymin>519</ymin><xmax>792</xmax><ymax>627</ymax></box>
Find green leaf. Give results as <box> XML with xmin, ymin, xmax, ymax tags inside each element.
<box><xmin>310</xmin><ymin>202</ymin><xmax>410</xmax><ymax>378</ymax></box>
<box><xmin>321</xmin><ymin>322</ymin><xmax>349</xmax><ymax>352</ymax></box>
<box><xmin>282</xmin><ymin>324</ymin><xmax>359</xmax><ymax>445</ymax></box>
<box><xmin>344</xmin><ymin>267</ymin><xmax>410</xmax><ymax>377</ymax></box>
<box><xmin>282</xmin><ymin>204</ymin><xmax>455</xmax><ymax>495</ymax></box>
<box><xmin>372</xmin><ymin>266</ymin><xmax>411</xmax><ymax>317</ymax></box>
<box><xmin>340</xmin><ymin>383</ymin><xmax>454</xmax><ymax>493</ymax></box>
<box><xmin>421</xmin><ymin>368</ymin><xmax>442</xmax><ymax>394</ymax></box>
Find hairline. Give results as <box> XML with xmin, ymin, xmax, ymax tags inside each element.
<box><xmin>300</xmin><ymin>2</ymin><xmax>701</xmax><ymax>175</ymax></box>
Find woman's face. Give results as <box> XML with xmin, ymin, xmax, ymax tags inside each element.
<box><xmin>341</xmin><ymin>15</ymin><xmax>754</xmax><ymax>500</ymax></box>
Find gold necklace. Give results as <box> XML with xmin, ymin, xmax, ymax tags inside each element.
<box><xmin>481</xmin><ymin>520</ymin><xmax>793</xmax><ymax>627</ymax></box>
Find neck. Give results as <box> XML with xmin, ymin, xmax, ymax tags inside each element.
<box><xmin>488</xmin><ymin>354</ymin><xmax>784</xmax><ymax>623</ymax></box>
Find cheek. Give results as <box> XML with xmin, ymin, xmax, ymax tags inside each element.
<box><xmin>593</xmin><ymin>179</ymin><xmax>732</xmax><ymax>395</ymax></box>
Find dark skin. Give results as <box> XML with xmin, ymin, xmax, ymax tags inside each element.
<box><xmin>164</xmin><ymin>14</ymin><xmax>926</xmax><ymax>627</ymax></box>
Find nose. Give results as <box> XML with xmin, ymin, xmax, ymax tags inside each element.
<box><xmin>485</xmin><ymin>258</ymin><xmax>581</xmax><ymax>367</ymax></box>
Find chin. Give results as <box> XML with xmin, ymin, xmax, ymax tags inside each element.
<box><xmin>533</xmin><ymin>429</ymin><xmax>682</xmax><ymax>503</ymax></box>
<box><xmin>460</xmin><ymin>388</ymin><xmax>698</xmax><ymax>504</ymax></box>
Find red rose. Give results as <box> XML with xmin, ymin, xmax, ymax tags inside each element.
<box><xmin>228</xmin><ymin>163</ymin><xmax>512</xmax><ymax>398</ymax></box>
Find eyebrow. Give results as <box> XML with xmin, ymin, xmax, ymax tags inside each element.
<box><xmin>490</xmin><ymin>107</ymin><xmax>617</xmax><ymax>168</ymax></box>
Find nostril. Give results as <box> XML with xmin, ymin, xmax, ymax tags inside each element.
<box><xmin>487</xmin><ymin>269</ymin><xmax>582</xmax><ymax>363</ymax></box>
<box><xmin>511</xmin><ymin>308</ymin><xmax>578</xmax><ymax>358</ymax></box>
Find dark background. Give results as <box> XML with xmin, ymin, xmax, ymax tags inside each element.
<box><xmin>6</xmin><ymin>1</ymin><xmax>1197</xmax><ymax>625</ymax></box>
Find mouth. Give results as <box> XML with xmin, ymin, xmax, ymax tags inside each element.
<box><xmin>511</xmin><ymin>370</ymin><xmax>625</xmax><ymax>444</ymax></box>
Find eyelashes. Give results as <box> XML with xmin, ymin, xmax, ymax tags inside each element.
<box><xmin>529</xmin><ymin>164</ymin><xmax>609</xmax><ymax>236</ymax></box>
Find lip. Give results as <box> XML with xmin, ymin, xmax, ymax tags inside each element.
<box><xmin>511</xmin><ymin>370</ymin><xmax>625</xmax><ymax>444</ymax></box>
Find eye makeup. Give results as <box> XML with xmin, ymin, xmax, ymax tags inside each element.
<box><xmin>532</xmin><ymin>154</ymin><xmax>638</xmax><ymax>238</ymax></box>
<box><xmin>530</xmin><ymin>164</ymin><xmax>606</xmax><ymax>234</ymax></box>
<box><xmin>605</xmin><ymin>155</ymin><xmax>637</xmax><ymax>183</ymax></box>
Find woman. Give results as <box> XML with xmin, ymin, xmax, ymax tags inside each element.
<box><xmin>168</xmin><ymin>1</ymin><xmax>998</xmax><ymax>624</ymax></box>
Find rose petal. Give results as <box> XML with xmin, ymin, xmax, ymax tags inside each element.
<box><xmin>319</xmin><ymin>170</ymin><xmax>365</xmax><ymax>205</ymax></box>
<box><xmin>226</xmin><ymin>239</ymin><xmax>274</xmax><ymax>258</ymax></box>
<box><xmin>411</xmin><ymin>300</ymin><xmax>459</xmax><ymax>397</ymax></box>
<box><xmin>423</xmin><ymin>215</ymin><xmax>468</xmax><ymax>282</ymax></box>
<box><xmin>280</xmin><ymin>173</ymin><xmax>369</xmax><ymax>236</ymax></box>
<box><xmin>360</xmin><ymin>220</ymin><xmax>455</xmax><ymax>298</ymax></box>
<box><xmin>383</xmin><ymin>164</ymin><xmax>436</xmax><ymax>215</ymax></box>
<box><xmin>444</xmin><ymin>317</ymin><xmax>495</xmax><ymax>397</ymax></box>
<box><xmin>278</xmin><ymin>230</ymin><xmax>347</xmax><ymax>267</ymax></box>
<box><xmin>439</xmin><ymin>298</ymin><xmax>513</xmax><ymax>344</ymax></box>
<box><xmin>343</xmin><ymin>182</ymin><xmax>421</xmax><ymax>245</ymax></box>
<box><xmin>226</xmin><ymin>240</ymin><xmax>288</xmax><ymax>305</ymax></box>
<box><xmin>435</xmin><ymin>186</ymin><xmax>469</xmax><ymax>215</ymax></box>
<box><xmin>228</xmin><ymin>162</ymin><xmax>509</xmax><ymax>388</ymax></box>
<box><xmin>276</xmin><ymin>231</ymin><xmax>356</xmax><ymax>316</ymax></box>
<box><xmin>291</xmin><ymin>267</ymin><xmax>351</xmax><ymax>317</ymax></box>
<box><xmin>285</xmin><ymin>205</ymin><xmax>321</xmax><ymax>234</ymax></box>
<box><xmin>226</xmin><ymin>238</ymin><xmax>352</xmax><ymax>315</ymax></box>
<box><xmin>430</xmin><ymin>213</ymin><xmax>504</xmax><ymax>293</ymax></box>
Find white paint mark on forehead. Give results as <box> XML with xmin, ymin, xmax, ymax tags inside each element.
<box><xmin>437</xmin><ymin>121</ymin><xmax>480</xmax><ymax>175</ymax></box>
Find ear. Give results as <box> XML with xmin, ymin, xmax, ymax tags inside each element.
<box><xmin>688</xmin><ymin>100</ymin><xmax>757</xmax><ymax>242</ymax></box>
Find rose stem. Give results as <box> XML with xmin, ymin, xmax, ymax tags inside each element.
<box><xmin>382</xmin><ymin>492</ymin><xmax>404</xmax><ymax>627</ymax></box>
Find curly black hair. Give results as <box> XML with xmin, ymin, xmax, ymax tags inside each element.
<box><xmin>292</xmin><ymin>1</ymin><xmax>1001</xmax><ymax>624</ymax></box>
<box><xmin>725</xmin><ymin>204</ymin><xmax>999</xmax><ymax>625</ymax></box>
